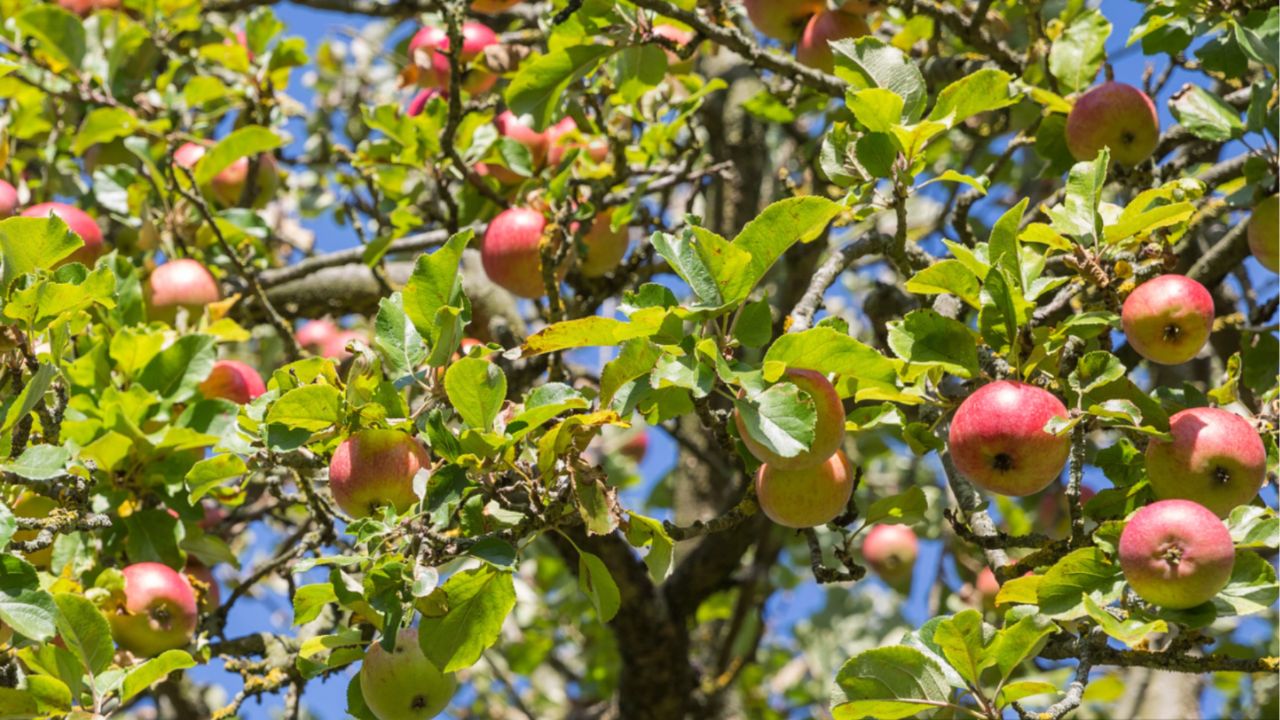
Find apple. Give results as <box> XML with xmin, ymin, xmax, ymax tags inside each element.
<box><xmin>147</xmin><ymin>258</ymin><xmax>221</xmax><ymax>320</ymax></box>
<box><xmin>861</xmin><ymin>523</ymin><xmax>917</xmax><ymax>591</ymax></box>
<box><xmin>948</xmin><ymin>380</ymin><xmax>1070</xmax><ymax>497</ymax></box>
<box><xmin>359</xmin><ymin>628</ymin><xmax>457</xmax><ymax>720</ymax></box>
<box><xmin>329</xmin><ymin>429</ymin><xmax>430</xmax><ymax>517</ymax></box>
<box><xmin>577</xmin><ymin>212</ymin><xmax>629</xmax><ymax>277</ymax></box>
<box><xmin>173</xmin><ymin>142</ymin><xmax>279</xmax><ymax>208</ymax></box>
<box><xmin>407</xmin><ymin>88</ymin><xmax>443</xmax><ymax>117</ymax></box>
<box><xmin>495</xmin><ymin>110</ymin><xmax>549</xmax><ymax>166</ymax></box>
<box><xmin>1145</xmin><ymin>407</ymin><xmax>1267</xmax><ymax>518</ymax></box>
<box><xmin>742</xmin><ymin>0</ymin><xmax>825</xmax><ymax>43</ymax></box>
<box><xmin>1121</xmin><ymin>274</ymin><xmax>1214</xmax><ymax>365</ymax></box>
<box><xmin>1065</xmin><ymin>82</ymin><xmax>1160</xmax><ymax>166</ymax></box>
<box><xmin>621</xmin><ymin>431</ymin><xmax>649</xmax><ymax>463</ymax></box>
<box><xmin>21</xmin><ymin>202</ymin><xmax>105</xmax><ymax>266</ymax></box>
<box><xmin>795</xmin><ymin>10</ymin><xmax>870</xmax><ymax>73</ymax></box>
<box><xmin>755</xmin><ymin>450</ymin><xmax>854</xmax><ymax>528</ymax></box>
<box><xmin>471</xmin><ymin>0</ymin><xmax>520</xmax><ymax>13</ymax></box>
<box><xmin>974</xmin><ymin>567</ymin><xmax>999</xmax><ymax>609</ymax></box>
<box><xmin>297</xmin><ymin>319</ymin><xmax>339</xmax><ymax>353</ymax></box>
<box><xmin>1118</xmin><ymin>499</ymin><xmax>1235</xmax><ymax>609</ymax></box>
<box><xmin>1247</xmin><ymin>195</ymin><xmax>1278</xmax><ymax>273</ymax></box>
<box><xmin>108</xmin><ymin>562</ymin><xmax>199</xmax><ymax>657</ymax></box>
<box><xmin>13</xmin><ymin>494</ymin><xmax>58</xmax><ymax>568</ymax></box>
<box><xmin>545</xmin><ymin>118</ymin><xmax>610</xmax><ymax>167</ymax></box>
<box><xmin>57</xmin><ymin>0</ymin><xmax>120</xmax><ymax>15</ymax></box>
<box><xmin>0</xmin><ymin>180</ymin><xmax>17</xmax><ymax>218</ymax></box>
<box><xmin>185</xmin><ymin>561</ymin><xmax>220</xmax><ymax>613</ymax></box>
<box><xmin>480</xmin><ymin>206</ymin><xmax>557</xmax><ymax>298</ymax></box>
<box><xmin>411</xmin><ymin>22</ymin><xmax>499</xmax><ymax>94</ymax></box>
<box><xmin>324</xmin><ymin>329</ymin><xmax>367</xmax><ymax>360</ymax></box>
<box><xmin>199</xmin><ymin>360</ymin><xmax>267</xmax><ymax>404</ymax></box>
<box><xmin>653</xmin><ymin>24</ymin><xmax>696</xmax><ymax>70</ymax></box>
<box><xmin>734</xmin><ymin>368</ymin><xmax>846</xmax><ymax>470</ymax></box>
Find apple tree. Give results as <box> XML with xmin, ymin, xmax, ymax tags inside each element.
<box><xmin>0</xmin><ymin>0</ymin><xmax>1276</xmax><ymax>718</ymax></box>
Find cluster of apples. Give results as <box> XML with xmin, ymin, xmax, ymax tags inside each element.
<box><xmin>742</xmin><ymin>0</ymin><xmax>877</xmax><ymax>73</ymax></box>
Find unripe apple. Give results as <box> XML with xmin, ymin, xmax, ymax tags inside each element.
<box><xmin>329</xmin><ymin>429</ymin><xmax>430</xmax><ymax>517</ymax></box>
<box><xmin>861</xmin><ymin>523</ymin><xmax>917</xmax><ymax>591</ymax></box>
<box><xmin>545</xmin><ymin>118</ymin><xmax>610</xmax><ymax>167</ymax></box>
<box><xmin>1145</xmin><ymin>407</ymin><xmax>1267</xmax><ymax>518</ymax></box>
<box><xmin>1065</xmin><ymin>82</ymin><xmax>1159</xmax><ymax>166</ymax></box>
<box><xmin>742</xmin><ymin>0</ymin><xmax>825</xmax><ymax>43</ymax></box>
<box><xmin>795</xmin><ymin>10</ymin><xmax>869</xmax><ymax>73</ymax></box>
<box><xmin>1121</xmin><ymin>274</ymin><xmax>1214</xmax><ymax>365</ymax></box>
<box><xmin>199</xmin><ymin>360</ymin><xmax>266</xmax><ymax>404</ymax></box>
<box><xmin>734</xmin><ymin>368</ymin><xmax>846</xmax><ymax>470</ymax></box>
<box><xmin>471</xmin><ymin>0</ymin><xmax>520</xmax><ymax>13</ymax></box>
<box><xmin>147</xmin><ymin>259</ymin><xmax>221</xmax><ymax>320</ymax></box>
<box><xmin>0</xmin><ymin>180</ymin><xmax>17</xmax><ymax>218</ymax></box>
<box><xmin>578</xmin><ymin>212</ymin><xmax>629</xmax><ymax>277</ymax></box>
<box><xmin>653</xmin><ymin>24</ymin><xmax>696</xmax><ymax>71</ymax></box>
<box><xmin>756</xmin><ymin>450</ymin><xmax>854</xmax><ymax>528</ymax></box>
<box><xmin>185</xmin><ymin>560</ymin><xmax>220</xmax><ymax>613</ymax></box>
<box><xmin>108</xmin><ymin>562</ymin><xmax>199</xmax><ymax>657</ymax></box>
<box><xmin>1247</xmin><ymin>195</ymin><xmax>1278</xmax><ymax>273</ymax></box>
<box><xmin>12</xmin><ymin>494</ymin><xmax>58</xmax><ymax>568</ymax></box>
<box><xmin>21</xmin><ymin>202</ymin><xmax>105</xmax><ymax>266</ymax></box>
<box><xmin>359</xmin><ymin>628</ymin><xmax>457</xmax><ymax>720</ymax></box>
<box><xmin>1118</xmin><ymin>499</ymin><xmax>1235</xmax><ymax>609</ymax></box>
<box><xmin>948</xmin><ymin>380</ymin><xmax>1069</xmax><ymax>497</ymax></box>
<box><xmin>173</xmin><ymin>142</ymin><xmax>279</xmax><ymax>208</ymax></box>
<box><xmin>481</xmin><ymin>206</ymin><xmax>556</xmax><ymax>298</ymax></box>
<box><xmin>411</xmin><ymin>23</ymin><xmax>499</xmax><ymax>94</ymax></box>
<box><xmin>495</xmin><ymin>111</ymin><xmax>549</xmax><ymax>166</ymax></box>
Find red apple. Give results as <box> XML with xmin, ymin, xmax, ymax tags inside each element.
<box><xmin>108</xmin><ymin>562</ymin><xmax>199</xmax><ymax>657</ymax></box>
<box><xmin>495</xmin><ymin>111</ymin><xmax>549</xmax><ymax>166</ymax></box>
<box><xmin>861</xmin><ymin>523</ymin><xmax>917</xmax><ymax>591</ymax></box>
<box><xmin>359</xmin><ymin>628</ymin><xmax>457</xmax><ymax>720</ymax></box>
<box><xmin>653</xmin><ymin>24</ymin><xmax>696</xmax><ymax>70</ymax></box>
<box><xmin>21</xmin><ymin>202</ymin><xmax>105</xmax><ymax>266</ymax></box>
<box><xmin>480</xmin><ymin>206</ymin><xmax>556</xmax><ymax>298</ymax></box>
<box><xmin>329</xmin><ymin>429</ymin><xmax>430</xmax><ymax>517</ymax></box>
<box><xmin>620</xmin><ymin>431</ymin><xmax>649</xmax><ymax>463</ymax></box>
<box><xmin>0</xmin><ymin>180</ymin><xmax>17</xmax><ymax>218</ymax></box>
<box><xmin>411</xmin><ymin>22</ymin><xmax>499</xmax><ymax>94</ymax></box>
<box><xmin>173</xmin><ymin>142</ymin><xmax>279</xmax><ymax>208</ymax></box>
<box><xmin>13</xmin><ymin>494</ymin><xmax>57</xmax><ymax>569</ymax></box>
<box><xmin>1065</xmin><ymin>82</ymin><xmax>1160</xmax><ymax>166</ymax></box>
<box><xmin>795</xmin><ymin>10</ymin><xmax>869</xmax><ymax>73</ymax></box>
<box><xmin>147</xmin><ymin>258</ymin><xmax>221</xmax><ymax>319</ymax></box>
<box><xmin>734</xmin><ymin>368</ymin><xmax>846</xmax><ymax>470</ymax></box>
<box><xmin>755</xmin><ymin>450</ymin><xmax>854</xmax><ymax>528</ymax></box>
<box><xmin>545</xmin><ymin>118</ymin><xmax>610</xmax><ymax>167</ymax></box>
<box><xmin>1247</xmin><ymin>195</ymin><xmax>1278</xmax><ymax>273</ymax></box>
<box><xmin>56</xmin><ymin>0</ymin><xmax>120</xmax><ymax>15</ymax></box>
<box><xmin>1118</xmin><ymin>499</ymin><xmax>1235</xmax><ymax>609</ymax></box>
<box><xmin>577</xmin><ymin>212</ymin><xmax>629</xmax><ymax>277</ymax></box>
<box><xmin>742</xmin><ymin>0</ymin><xmax>825</xmax><ymax>42</ymax></box>
<box><xmin>948</xmin><ymin>380</ymin><xmax>1069</xmax><ymax>497</ymax></box>
<box><xmin>974</xmin><ymin>567</ymin><xmax>1000</xmax><ymax>609</ymax></box>
<box><xmin>297</xmin><ymin>319</ymin><xmax>340</xmax><ymax>353</ymax></box>
<box><xmin>199</xmin><ymin>360</ymin><xmax>267</xmax><ymax>404</ymax></box>
<box><xmin>471</xmin><ymin>0</ymin><xmax>520</xmax><ymax>12</ymax></box>
<box><xmin>1145</xmin><ymin>407</ymin><xmax>1267</xmax><ymax>518</ymax></box>
<box><xmin>407</xmin><ymin>88</ymin><xmax>443</xmax><ymax>117</ymax></box>
<box><xmin>1121</xmin><ymin>274</ymin><xmax>1214</xmax><ymax>365</ymax></box>
<box><xmin>185</xmin><ymin>561</ymin><xmax>220</xmax><ymax>613</ymax></box>
<box><xmin>323</xmin><ymin>329</ymin><xmax>366</xmax><ymax>360</ymax></box>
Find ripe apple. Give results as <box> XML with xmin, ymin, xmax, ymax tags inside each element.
<box><xmin>974</xmin><ymin>567</ymin><xmax>999</xmax><ymax>610</ymax></box>
<box><xmin>407</xmin><ymin>88</ymin><xmax>443</xmax><ymax>117</ymax></box>
<box><xmin>545</xmin><ymin>118</ymin><xmax>610</xmax><ymax>167</ymax></box>
<box><xmin>411</xmin><ymin>22</ymin><xmax>499</xmax><ymax>94</ymax></box>
<box><xmin>481</xmin><ymin>206</ymin><xmax>558</xmax><ymax>298</ymax></box>
<box><xmin>861</xmin><ymin>523</ymin><xmax>917</xmax><ymax>591</ymax></box>
<box><xmin>1065</xmin><ymin>82</ymin><xmax>1160</xmax><ymax>166</ymax></box>
<box><xmin>755</xmin><ymin>450</ymin><xmax>854</xmax><ymax>528</ymax></box>
<box><xmin>173</xmin><ymin>142</ymin><xmax>279</xmax><ymax>208</ymax></box>
<box><xmin>57</xmin><ymin>0</ymin><xmax>120</xmax><ymax>14</ymax></box>
<box><xmin>1118</xmin><ymin>499</ymin><xmax>1235</xmax><ymax>609</ymax></box>
<box><xmin>329</xmin><ymin>429</ymin><xmax>430</xmax><ymax>517</ymax></box>
<box><xmin>199</xmin><ymin>360</ymin><xmax>267</xmax><ymax>404</ymax></box>
<box><xmin>621</xmin><ymin>431</ymin><xmax>649</xmax><ymax>463</ymax></box>
<box><xmin>108</xmin><ymin>562</ymin><xmax>199</xmax><ymax>657</ymax></box>
<box><xmin>948</xmin><ymin>380</ymin><xmax>1070</xmax><ymax>497</ymax></box>
<box><xmin>185</xmin><ymin>561</ymin><xmax>220</xmax><ymax>613</ymax></box>
<box><xmin>13</xmin><ymin>494</ymin><xmax>58</xmax><ymax>568</ymax></box>
<box><xmin>297</xmin><ymin>319</ymin><xmax>339</xmax><ymax>353</ymax></box>
<box><xmin>1121</xmin><ymin>274</ymin><xmax>1214</xmax><ymax>365</ymax></box>
<box><xmin>359</xmin><ymin>628</ymin><xmax>457</xmax><ymax>720</ymax></box>
<box><xmin>0</xmin><ymin>180</ymin><xmax>17</xmax><ymax>218</ymax></box>
<box><xmin>653</xmin><ymin>24</ymin><xmax>696</xmax><ymax>71</ymax></box>
<box><xmin>734</xmin><ymin>368</ymin><xmax>846</xmax><ymax>470</ymax></box>
<box><xmin>795</xmin><ymin>10</ymin><xmax>870</xmax><ymax>73</ymax></box>
<box><xmin>1247</xmin><ymin>195</ymin><xmax>1278</xmax><ymax>273</ymax></box>
<box><xmin>325</xmin><ymin>330</ymin><xmax>367</xmax><ymax>360</ymax></box>
<box><xmin>21</xmin><ymin>202</ymin><xmax>105</xmax><ymax>266</ymax></box>
<box><xmin>147</xmin><ymin>258</ymin><xmax>221</xmax><ymax>320</ymax></box>
<box><xmin>471</xmin><ymin>0</ymin><xmax>520</xmax><ymax>12</ymax></box>
<box><xmin>578</xmin><ymin>212</ymin><xmax>629</xmax><ymax>277</ymax></box>
<box><xmin>495</xmin><ymin>110</ymin><xmax>550</xmax><ymax>166</ymax></box>
<box><xmin>742</xmin><ymin>0</ymin><xmax>825</xmax><ymax>43</ymax></box>
<box><xmin>1145</xmin><ymin>407</ymin><xmax>1267</xmax><ymax>518</ymax></box>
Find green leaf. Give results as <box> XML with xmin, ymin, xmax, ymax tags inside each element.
<box><xmin>847</xmin><ymin>88</ymin><xmax>904</xmax><ymax>132</ymax></box>
<box><xmin>1214</xmin><ymin>550</ymin><xmax>1279</xmax><ymax>617</ymax></box>
<box><xmin>764</xmin><ymin>327</ymin><xmax>907</xmax><ymax>404</ymax></box>
<box><xmin>831</xmin><ymin>37</ymin><xmax>927</xmax><ymax>122</ymax></box>
<box><xmin>73</xmin><ymin>108</ymin><xmax>141</xmax><ymax>155</ymax></box>
<box><xmin>904</xmin><ymin>260</ymin><xmax>981</xmax><ymax>309</ymax></box>
<box><xmin>862</xmin><ymin>486</ymin><xmax>927</xmax><ymax>526</ymax></box>
<box><xmin>600</xmin><ymin>339</ymin><xmax>663</xmax><ymax>406</ymax></box>
<box><xmin>0</xmin><ymin>688</ymin><xmax>37</xmax><ymax>717</ymax></box>
<box><xmin>137</xmin><ymin>334</ymin><xmax>217</xmax><ymax>403</ymax></box>
<box><xmin>648</xmin><ymin>229</ymin><xmax>733</xmax><ymax>307</ymax></box>
<box><xmin>402</xmin><ymin>230</ymin><xmax>472</xmax><ymax>347</ymax></box>
<box><xmin>52</xmin><ymin>593</ymin><xmax>114</xmax><ymax>676</ymax></box>
<box><xmin>444</xmin><ymin>358</ymin><xmax>506</xmax><ymax>431</ymax></box>
<box><xmin>996</xmin><ymin>680</ymin><xmax>1058</xmax><ymax>708</ymax></box>
<box><xmin>615</xmin><ymin>44</ymin><xmax>667</xmax><ymax>103</ymax></box>
<box><xmin>733</xmin><ymin>298</ymin><xmax>773</xmax><ymax>349</ymax></box>
<box><xmin>26</xmin><ymin>674</ymin><xmax>72</xmax><ymax>714</ymax></box>
<box><xmin>1170</xmin><ymin>84</ymin><xmax>1244</xmax><ymax>141</ymax></box>
<box><xmin>16</xmin><ymin>5</ymin><xmax>85</xmax><ymax>70</ymax></box>
<box><xmin>733</xmin><ymin>382</ymin><xmax>817</xmax><ymax>460</ymax></box>
<box><xmin>375</xmin><ymin>293</ymin><xmax>429</xmax><ymax>380</ymax></box>
<box><xmin>0</xmin><ymin>504</ymin><xmax>13</xmax><ymax>551</ymax></box>
<box><xmin>1</xmin><ymin>364</ymin><xmax>56</xmax><ymax>434</ymax></box>
<box><xmin>505</xmin><ymin>45</ymin><xmax>619</xmax><ymax>130</ymax></box>
<box><xmin>928</xmin><ymin>69</ymin><xmax>1017</xmax><ymax>127</ymax></box>
<box><xmin>0</xmin><ymin>555</ymin><xmax>57</xmax><ymax>641</ymax></box>
<box><xmin>293</xmin><ymin>583</ymin><xmax>337</xmax><ymax>626</ymax></box>
<box><xmin>0</xmin><ymin>445</ymin><xmax>67</xmax><ymax>482</ymax></box>
<box><xmin>523</xmin><ymin>313</ymin><xmax>667</xmax><ymax>355</ymax></box>
<box><xmin>1228</xmin><ymin>505</ymin><xmax>1279</xmax><ymax>550</ymax></box>
<box><xmin>1048</xmin><ymin>150</ymin><xmax>1109</xmax><ymax>244</ymax></box>
<box><xmin>988</xmin><ymin>198</ymin><xmax>1027</xmax><ymax>284</ymax></box>
<box><xmin>1081</xmin><ymin>594</ymin><xmax>1167</xmax><ymax>646</ymax></box>
<box><xmin>932</xmin><ymin>609</ymin><xmax>986</xmax><ymax>685</ymax></box>
<box><xmin>194</xmin><ymin>126</ymin><xmax>284</xmax><ymax>187</ymax></box>
<box><xmin>122</xmin><ymin>510</ymin><xmax>184</xmax><ymax>569</ymax></box>
<box><xmin>887</xmin><ymin>309</ymin><xmax>980</xmax><ymax>378</ymax></box>
<box><xmin>120</xmin><ymin>650</ymin><xmax>197</xmax><ymax>703</ymax></box>
<box><xmin>1036</xmin><ymin>547</ymin><xmax>1123</xmax><ymax>619</ymax></box>
<box><xmin>0</xmin><ymin>216</ymin><xmax>84</xmax><ymax>289</ymax></box>
<box><xmin>624</xmin><ymin>513</ymin><xmax>674</xmax><ymax>583</ymax></box>
<box><xmin>417</xmin><ymin>565</ymin><xmax>516</xmax><ymax>673</ymax></box>
<box><xmin>920</xmin><ymin>170</ymin><xmax>989</xmax><ymax>196</ymax></box>
<box><xmin>832</xmin><ymin>646</ymin><xmax>951</xmax><ymax>720</ymax></box>
<box><xmin>185</xmin><ymin>454</ymin><xmax>247</xmax><ymax>502</ymax></box>
<box><xmin>985</xmin><ymin>613</ymin><xmax>1056</xmax><ymax>682</ymax></box>
<box><xmin>577</xmin><ymin>549</ymin><xmax>620</xmax><ymax>623</ymax></box>
<box><xmin>1049</xmin><ymin>9</ymin><xmax>1112</xmax><ymax>92</ymax></box>
<box><xmin>1069</xmin><ymin>351</ymin><xmax>1127</xmax><ymax>395</ymax></box>
<box><xmin>265</xmin><ymin>384</ymin><xmax>343</xmax><ymax>432</ymax></box>
<box><xmin>724</xmin><ymin>197</ymin><xmax>842</xmax><ymax>305</ymax></box>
